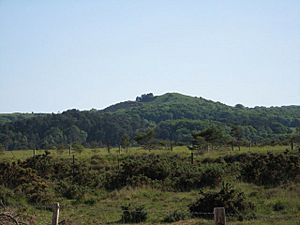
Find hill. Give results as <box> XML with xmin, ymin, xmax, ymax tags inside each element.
<box><xmin>0</xmin><ymin>93</ymin><xmax>299</xmax><ymax>150</ymax></box>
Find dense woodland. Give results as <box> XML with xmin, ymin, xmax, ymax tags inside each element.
<box><xmin>0</xmin><ymin>93</ymin><xmax>300</xmax><ymax>150</ymax></box>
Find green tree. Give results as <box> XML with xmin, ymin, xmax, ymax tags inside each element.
<box><xmin>66</xmin><ymin>125</ymin><xmax>87</xmax><ymax>145</ymax></box>
<box><xmin>191</xmin><ymin>126</ymin><xmax>230</xmax><ymax>151</ymax></box>
<box><xmin>230</xmin><ymin>125</ymin><xmax>244</xmax><ymax>151</ymax></box>
<box><xmin>121</xmin><ymin>134</ymin><xmax>130</xmax><ymax>152</ymax></box>
<box><xmin>189</xmin><ymin>132</ymin><xmax>208</xmax><ymax>152</ymax></box>
<box><xmin>290</xmin><ymin>127</ymin><xmax>300</xmax><ymax>151</ymax></box>
<box><xmin>135</xmin><ymin>129</ymin><xmax>156</xmax><ymax>150</ymax></box>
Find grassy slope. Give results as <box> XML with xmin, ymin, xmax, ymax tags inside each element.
<box><xmin>1</xmin><ymin>146</ymin><xmax>300</xmax><ymax>225</ymax></box>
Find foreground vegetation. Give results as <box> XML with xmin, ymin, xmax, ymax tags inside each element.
<box><xmin>1</xmin><ymin>145</ymin><xmax>300</xmax><ymax>224</ymax></box>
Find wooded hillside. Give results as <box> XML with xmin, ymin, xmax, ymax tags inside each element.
<box><xmin>0</xmin><ymin>93</ymin><xmax>299</xmax><ymax>150</ymax></box>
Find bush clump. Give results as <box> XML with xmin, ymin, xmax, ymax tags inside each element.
<box><xmin>0</xmin><ymin>186</ymin><xmax>20</xmax><ymax>206</ymax></box>
<box><xmin>189</xmin><ymin>183</ymin><xmax>255</xmax><ymax>220</ymax></box>
<box><xmin>121</xmin><ymin>204</ymin><xmax>147</xmax><ymax>223</ymax></box>
<box><xmin>0</xmin><ymin>162</ymin><xmax>52</xmax><ymax>204</ymax></box>
<box><xmin>272</xmin><ymin>201</ymin><xmax>286</xmax><ymax>211</ymax></box>
<box><xmin>55</xmin><ymin>181</ymin><xmax>85</xmax><ymax>200</ymax></box>
<box><xmin>163</xmin><ymin>210</ymin><xmax>187</xmax><ymax>223</ymax></box>
<box><xmin>224</xmin><ymin>153</ymin><xmax>300</xmax><ymax>186</ymax></box>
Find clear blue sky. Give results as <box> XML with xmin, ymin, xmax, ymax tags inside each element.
<box><xmin>0</xmin><ymin>0</ymin><xmax>299</xmax><ymax>113</ymax></box>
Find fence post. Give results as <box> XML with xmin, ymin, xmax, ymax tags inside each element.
<box><xmin>191</xmin><ymin>152</ymin><xmax>194</xmax><ymax>164</ymax></box>
<box><xmin>214</xmin><ymin>207</ymin><xmax>226</xmax><ymax>225</ymax></box>
<box><xmin>52</xmin><ymin>202</ymin><xmax>60</xmax><ymax>225</ymax></box>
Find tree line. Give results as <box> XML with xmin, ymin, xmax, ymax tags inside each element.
<box><xmin>0</xmin><ymin>93</ymin><xmax>300</xmax><ymax>150</ymax></box>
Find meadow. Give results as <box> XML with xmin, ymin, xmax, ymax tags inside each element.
<box><xmin>1</xmin><ymin>145</ymin><xmax>300</xmax><ymax>225</ymax></box>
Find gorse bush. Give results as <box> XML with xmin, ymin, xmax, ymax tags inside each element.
<box><xmin>240</xmin><ymin>153</ymin><xmax>300</xmax><ymax>186</ymax></box>
<box><xmin>22</xmin><ymin>153</ymin><xmax>103</xmax><ymax>188</ymax></box>
<box><xmin>0</xmin><ymin>185</ymin><xmax>21</xmax><ymax>206</ymax></box>
<box><xmin>105</xmin><ymin>154</ymin><xmax>225</xmax><ymax>191</ymax></box>
<box><xmin>163</xmin><ymin>210</ymin><xmax>187</xmax><ymax>223</ymax></box>
<box><xmin>55</xmin><ymin>181</ymin><xmax>85</xmax><ymax>200</ymax></box>
<box><xmin>0</xmin><ymin>162</ymin><xmax>52</xmax><ymax>204</ymax></box>
<box><xmin>121</xmin><ymin>204</ymin><xmax>147</xmax><ymax>223</ymax></box>
<box><xmin>211</xmin><ymin>152</ymin><xmax>300</xmax><ymax>186</ymax></box>
<box><xmin>273</xmin><ymin>201</ymin><xmax>286</xmax><ymax>211</ymax></box>
<box><xmin>189</xmin><ymin>183</ymin><xmax>255</xmax><ymax>220</ymax></box>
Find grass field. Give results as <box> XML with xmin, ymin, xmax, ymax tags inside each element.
<box><xmin>1</xmin><ymin>145</ymin><xmax>300</xmax><ymax>225</ymax></box>
<box><xmin>0</xmin><ymin>145</ymin><xmax>290</xmax><ymax>163</ymax></box>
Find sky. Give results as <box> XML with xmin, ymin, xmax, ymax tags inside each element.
<box><xmin>0</xmin><ymin>0</ymin><xmax>299</xmax><ymax>113</ymax></box>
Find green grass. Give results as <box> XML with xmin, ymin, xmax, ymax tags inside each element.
<box><xmin>0</xmin><ymin>145</ymin><xmax>290</xmax><ymax>163</ymax></box>
<box><xmin>18</xmin><ymin>183</ymin><xmax>299</xmax><ymax>225</ymax></box>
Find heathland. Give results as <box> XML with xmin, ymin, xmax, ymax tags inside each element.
<box><xmin>0</xmin><ymin>93</ymin><xmax>300</xmax><ymax>224</ymax></box>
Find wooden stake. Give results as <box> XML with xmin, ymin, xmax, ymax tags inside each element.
<box><xmin>214</xmin><ymin>207</ymin><xmax>226</xmax><ymax>225</ymax></box>
<box><xmin>52</xmin><ymin>202</ymin><xmax>60</xmax><ymax>225</ymax></box>
<box><xmin>191</xmin><ymin>152</ymin><xmax>194</xmax><ymax>164</ymax></box>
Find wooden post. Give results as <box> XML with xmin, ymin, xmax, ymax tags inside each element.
<box><xmin>191</xmin><ymin>152</ymin><xmax>194</xmax><ymax>164</ymax></box>
<box><xmin>52</xmin><ymin>202</ymin><xmax>60</xmax><ymax>225</ymax></box>
<box><xmin>214</xmin><ymin>207</ymin><xmax>226</xmax><ymax>225</ymax></box>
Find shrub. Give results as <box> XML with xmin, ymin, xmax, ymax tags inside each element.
<box><xmin>163</xmin><ymin>210</ymin><xmax>187</xmax><ymax>223</ymax></box>
<box><xmin>221</xmin><ymin>152</ymin><xmax>300</xmax><ymax>186</ymax></box>
<box><xmin>17</xmin><ymin>182</ymin><xmax>53</xmax><ymax>204</ymax></box>
<box><xmin>172</xmin><ymin>166</ymin><xmax>202</xmax><ymax>191</ymax></box>
<box><xmin>83</xmin><ymin>198</ymin><xmax>97</xmax><ymax>206</ymax></box>
<box><xmin>72</xmin><ymin>143</ymin><xmax>84</xmax><ymax>154</ymax></box>
<box><xmin>273</xmin><ymin>201</ymin><xmax>286</xmax><ymax>211</ymax></box>
<box><xmin>0</xmin><ymin>162</ymin><xmax>52</xmax><ymax>204</ymax></box>
<box><xmin>0</xmin><ymin>186</ymin><xmax>19</xmax><ymax>206</ymax></box>
<box><xmin>105</xmin><ymin>155</ymin><xmax>172</xmax><ymax>190</ymax></box>
<box><xmin>55</xmin><ymin>181</ymin><xmax>85</xmax><ymax>200</ymax></box>
<box><xmin>189</xmin><ymin>183</ymin><xmax>255</xmax><ymax>220</ymax></box>
<box><xmin>121</xmin><ymin>204</ymin><xmax>147</xmax><ymax>223</ymax></box>
<box><xmin>200</xmin><ymin>166</ymin><xmax>223</xmax><ymax>187</ymax></box>
<box><xmin>127</xmin><ymin>175</ymin><xmax>154</xmax><ymax>187</ymax></box>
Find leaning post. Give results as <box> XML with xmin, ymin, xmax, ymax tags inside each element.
<box><xmin>214</xmin><ymin>207</ymin><xmax>226</xmax><ymax>225</ymax></box>
<box><xmin>52</xmin><ymin>202</ymin><xmax>60</xmax><ymax>225</ymax></box>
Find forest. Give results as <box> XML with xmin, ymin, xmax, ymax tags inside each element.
<box><xmin>0</xmin><ymin>93</ymin><xmax>300</xmax><ymax>151</ymax></box>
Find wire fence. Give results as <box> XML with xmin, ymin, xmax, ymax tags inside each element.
<box><xmin>2</xmin><ymin>201</ymin><xmax>300</xmax><ymax>225</ymax></box>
